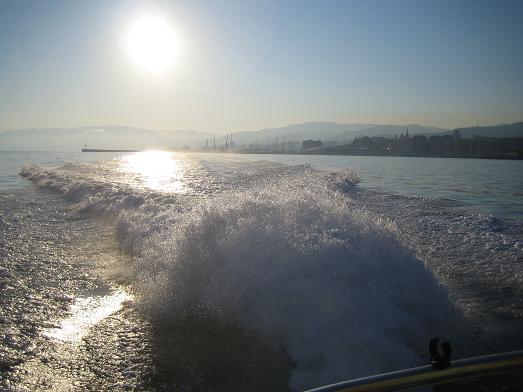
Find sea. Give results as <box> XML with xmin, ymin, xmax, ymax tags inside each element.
<box><xmin>0</xmin><ymin>151</ymin><xmax>522</xmax><ymax>391</ymax></box>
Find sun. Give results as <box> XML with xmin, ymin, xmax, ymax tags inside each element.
<box><xmin>126</xmin><ymin>15</ymin><xmax>178</xmax><ymax>74</ymax></box>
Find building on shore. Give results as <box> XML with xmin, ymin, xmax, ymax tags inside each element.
<box><xmin>302</xmin><ymin>139</ymin><xmax>322</xmax><ymax>150</ymax></box>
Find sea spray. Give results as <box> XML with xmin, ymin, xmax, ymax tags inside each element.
<box><xmin>121</xmin><ymin>174</ymin><xmax>458</xmax><ymax>389</ymax></box>
<box><xmin>21</xmin><ymin>162</ymin><xmax>460</xmax><ymax>390</ymax></box>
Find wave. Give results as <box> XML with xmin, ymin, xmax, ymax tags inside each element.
<box><xmin>21</xmin><ymin>163</ymin><xmax>459</xmax><ymax>390</ymax></box>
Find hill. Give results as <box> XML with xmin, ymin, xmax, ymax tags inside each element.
<box><xmin>200</xmin><ymin>122</ymin><xmax>375</xmax><ymax>147</ymax></box>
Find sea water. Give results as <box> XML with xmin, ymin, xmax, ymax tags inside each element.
<box><xmin>0</xmin><ymin>151</ymin><xmax>522</xmax><ymax>391</ymax></box>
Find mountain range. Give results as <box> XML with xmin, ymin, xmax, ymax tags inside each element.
<box><xmin>1</xmin><ymin>122</ymin><xmax>522</xmax><ymax>151</ymax></box>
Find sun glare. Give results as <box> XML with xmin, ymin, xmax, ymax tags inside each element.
<box><xmin>126</xmin><ymin>15</ymin><xmax>178</xmax><ymax>74</ymax></box>
<box><xmin>121</xmin><ymin>151</ymin><xmax>186</xmax><ymax>193</ymax></box>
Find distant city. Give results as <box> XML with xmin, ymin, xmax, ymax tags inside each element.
<box><xmin>321</xmin><ymin>130</ymin><xmax>523</xmax><ymax>159</ymax></box>
<box><xmin>231</xmin><ymin>130</ymin><xmax>522</xmax><ymax>160</ymax></box>
<box><xmin>196</xmin><ymin>124</ymin><xmax>523</xmax><ymax>160</ymax></box>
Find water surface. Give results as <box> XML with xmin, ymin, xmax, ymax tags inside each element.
<box><xmin>0</xmin><ymin>151</ymin><xmax>521</xmax><ymax>391</ymax></box>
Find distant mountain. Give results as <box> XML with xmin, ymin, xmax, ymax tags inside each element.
<box><xmin>2</xmin><ymin>121</ymin><xmax>520</xmax><ymax>151</ymax></box>
<box><xmin>335</xmin><ymin>124</ymin><xmax>449</xmax><ymax>142</ymax></box>
<box><xmin>244</xmin><ymin>122</ymin><xmax>374</xmax><ymax>141</ymax></box>
<box><xmin>454</xmin><ymin>122</ymin><xmax>523</xmax><ymax>138</ymax></box>
<box><xmin>217</xmin><ymin>122</ymin><xmax>450</xmax><ymax>147</ymax></box>
<box><xmin>200</xmin><ymin>122</ymin><xmax>375</xmax><ymax>147</ymax></box>
<box><xmin>0</xmin><ymin>126</ymin><xmax>215</xmax><ymax>151</ymax></box>
<box><xmin>218</xmin><ymin>121</ymin><xmax>523</xmax><ymax>147</ymax></box>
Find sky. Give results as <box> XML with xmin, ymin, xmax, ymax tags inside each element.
<box><xmin>0</xmin><ymin>0</ymin><xmax>522</xmax><ymax>133</ymax></box>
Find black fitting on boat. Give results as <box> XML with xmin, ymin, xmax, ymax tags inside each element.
<box><xmin>430</xmin><ymin>338</ymin><xmax>452</xmax><ymax>369</ymax></box>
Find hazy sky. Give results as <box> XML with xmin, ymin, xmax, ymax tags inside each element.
<box><xmin>0</xmin><ymin>0</ymin><xmax>522</xmax><ymax>133</ymax></box>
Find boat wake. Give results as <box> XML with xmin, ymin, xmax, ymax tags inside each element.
<box><xmin>20</xmin><ymin>162</ymin><xmax>470</xmax><ymax>390</ymax></box>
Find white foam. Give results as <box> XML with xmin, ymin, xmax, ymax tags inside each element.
<box><xmin>22</xmin><ymin>162</ymin><xmax>459</xmax><ymax>389</ymax></box>
<box><xmin>43</xmin><ymin>290</ymin><xmax>132</xmax><ymax>343</ymax></box>
<box><xmin>117</xmin><ymin>172</ymin><xmax>457</xmax><ymax>389</ymax></box>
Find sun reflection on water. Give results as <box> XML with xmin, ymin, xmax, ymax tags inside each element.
<box><xmin>120</xmin><ymin>151</ymin><xmax>186</xmax><ymax>193</ymax></box>
<box><xmin>43</xmin><ymin>290</ymin><xmax>132</xmax><ymax>343</ymax></box>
